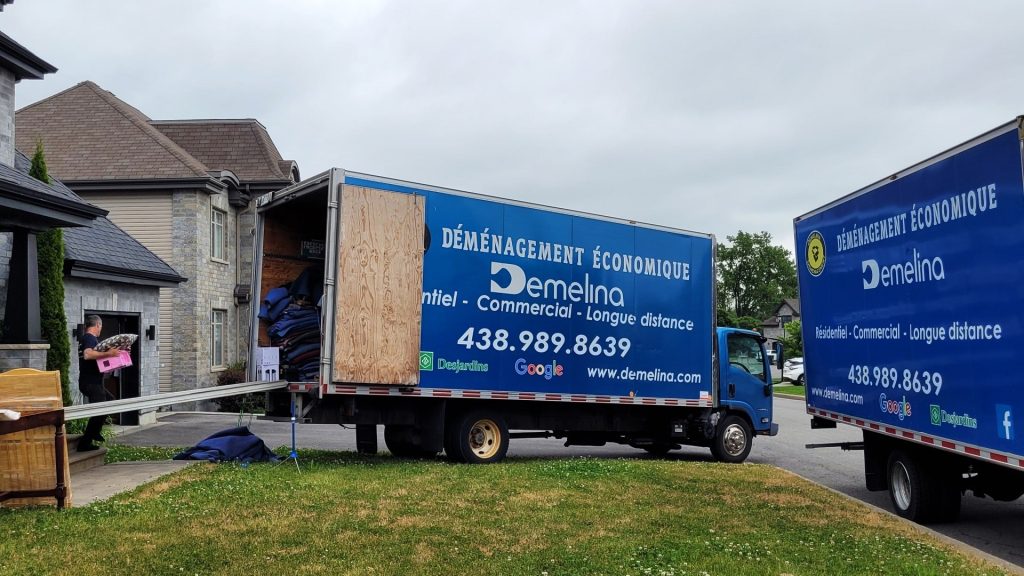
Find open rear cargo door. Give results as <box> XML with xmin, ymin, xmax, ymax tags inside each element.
<box><xmin>333</xmin><ymin>184</ymin><xmax>425</xmax><ymax>385</ymax></box>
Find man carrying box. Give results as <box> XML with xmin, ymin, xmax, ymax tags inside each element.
<box><xmin>77</xmin><ymin>315</ymin><xmax>120</xmax><ymax>452</ymax></box>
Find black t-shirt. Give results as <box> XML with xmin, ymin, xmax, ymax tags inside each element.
<box><xmin>78</xmin><ymin>333</ymin><xmax>102</xmax><ymax>389</ymax></box>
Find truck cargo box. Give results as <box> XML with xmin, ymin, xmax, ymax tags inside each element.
<box><xmin>253</xmin><ymin>169</ymin><xmax>716</xmax><ymax>406</ymax></box>
<box><xmin>795</xmin><ymin>120</ymin><xmax>1024</xmax><ymax>469</ymax></box>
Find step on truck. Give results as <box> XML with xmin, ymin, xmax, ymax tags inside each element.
<box><xmin>251</xmin><ymin>169</ymin><xmax>778</xmax><ymax>463</ymax></box>
<box><xmin>795</xmin><ymin>118</ymin><xmax>1024</xmax><ymax>522</ymax></box>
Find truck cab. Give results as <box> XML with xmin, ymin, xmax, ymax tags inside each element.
<box><xmin>717</xmin><ymin>327</ymin><xmax>777</xmax><ymax>442</ymax></box>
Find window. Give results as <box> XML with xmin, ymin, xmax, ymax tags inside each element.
<box><xmin>727</xmin><ymin>334</ymin><xmax>766</xmax><ymax>382</ymax></box>
<box><xmin>212</xmin><ymin>309</ymin><xmax>226</xmax><ymax>368</ymax></box>
<box><xmin>211</xmin><ymin>208</ymin><xmax>226</xmax><ymax>261</ymax></box>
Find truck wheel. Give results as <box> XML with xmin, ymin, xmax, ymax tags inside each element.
<box><xmin>887</xmin><ymin>450</ymin><xmax>960</xmax><ymax>523</ymax></box>
<box><xmin>444</xmin><ymin>411</ymin><xmax>509</xmax><ymax>464</ymax></box>
<box><xmin>710</xmin><ymin>414</ymin><xmax>752</xmax><ymax>463</ymax></box>
<box><xmin>384</xmin><ymin>425</ymin><xmax>437</xmax><ymax>459</ymax></box>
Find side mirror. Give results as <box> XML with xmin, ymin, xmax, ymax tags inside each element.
<box><xmin>774</xmin><ymin>343</ymin><xmax>784</xmax><ymax>369</ymax></box>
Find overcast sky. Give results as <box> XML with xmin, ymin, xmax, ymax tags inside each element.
<box><xmin>5</xmin><ymin>1</ymin><xmax>1024</xmax><ymax>253</ymax></box>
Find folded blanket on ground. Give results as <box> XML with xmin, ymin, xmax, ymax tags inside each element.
<box><xmin>173</xmin><ymin>426</ymin><xmax>279</xmax><ymax>463</ymax></box>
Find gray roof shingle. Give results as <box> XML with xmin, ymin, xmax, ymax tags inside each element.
<box><xmin>15</xmin><ymin>81</ymin><xmax>210</xmax><ymax>181</ymax></box>
<box><xmin>151</xmin><ymin>119</ymin><xmax>298</xmax><ymax>183</ymax></box>
<box><xmin>63</xmin><ymin>216</ymin><xmax>186</xmax><ymax>284</ymax></box>
<box><xmin>11</xmin><ymin>149</ymin><xmax>185</xmax><ymax>285</ymax></box>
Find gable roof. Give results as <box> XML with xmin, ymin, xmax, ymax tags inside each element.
<box><xmin>15</xmin><ymin>81</ymin><xmax>298</xmax><ymax>193</ymax></box>
<box><xmin>151</xmin><ymin>119</ymin><xmax>298</xmax><ymax>184</ymax></box>
<box><xmin>15</xmin><ymin>81</ymin><xmax>212</xmax><ymax>182</ymax></box>
<box><xmin>12</xmin><ymin>150</ymin><xmax>185</xmax><ymax>286</ymax></box>
<box><xmin>781</xmin><ymin>298</ymin><xmax>800</xmax><ymax>315</ymax></box>
<box><xmin>760</xmin><ymin>298</ymin><xmax>801</xmax><ymax>327</ymax></box>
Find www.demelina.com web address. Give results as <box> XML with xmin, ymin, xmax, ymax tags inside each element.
<box><xmin>586</xmin><ymin>366</ymin><xmax>703</xmax><ymax>384</ymax></box>
<box><xmin>811</xmin><ymin>387</ymin><xmax>865</xmax><ymax>405</ymax></box>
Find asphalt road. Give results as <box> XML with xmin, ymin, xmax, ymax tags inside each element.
<box><xmin>117</xmin><ymin>397</ymin><xmax>1024</xmax><ymax>570</ymax></box>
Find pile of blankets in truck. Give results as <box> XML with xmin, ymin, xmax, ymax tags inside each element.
<box><xmin>259</xmin><ymin>266</ymin><xmax>324</xmax><ymax>381</ymax></box>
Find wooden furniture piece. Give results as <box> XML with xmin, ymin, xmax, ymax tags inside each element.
<box><xmin>0</xmin><ymin>368</ymin><xmax>72</xmax><ymax>508</ymax></box>
<box><xmin>0</xmin><ymin>409</ymin><xmax>66</xmax><ymax>509</ymax></box>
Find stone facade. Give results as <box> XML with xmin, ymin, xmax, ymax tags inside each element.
<box><xmin>0</xmin><ymin>343</ymin><xmax>48</xmax><ymax>372</ymax></box>
<box><xmin>0</xmin><ymin>67</ymin><xmax>14</xmax><ymax>168</ymax></box>
<box><xmin>0</xmin><ymin>231</ymin><xmax>9</xmax><ymax>327</ymax></box>
<box><xmin>63</xmin><ymin>277</ymin><xmax>161</xmax><ymax>424</ymax></box>
<box><xmin>171</xmin><ymin>189</ymin><xmax>250</xmax><ymax>393</ymax></box>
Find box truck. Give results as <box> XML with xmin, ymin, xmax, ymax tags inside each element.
<box><xmin>795</xmin><ymin>119</ymin><xmax>1024</xmax><ymax>522</ymax></box>
<box><xmin>251</xmin><ymin>169</ymin><xmax>778</xmax><ymax>463</ymax></box>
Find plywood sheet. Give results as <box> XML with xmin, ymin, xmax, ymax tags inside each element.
<box><xmin>333</xmin><ymin>185</ymin><xmax>424</xmax><ymax>385</ymax></box>
<box><xmin>0</xmin><ymin>369</ymin><xmax>72</xmax><ymax>508</ymax></box>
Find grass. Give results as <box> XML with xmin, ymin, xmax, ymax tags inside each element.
<box><xmin>0</xmin><ymin>448</ymin><xmax>1007</xmax><ymax>576</ymax></box>
<box><xmin>773</xmin><ymin>384</ymin><xmax>805</xmax><ymax>397</ymax></box>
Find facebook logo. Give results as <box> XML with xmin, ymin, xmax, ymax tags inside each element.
<box><xmin>996</xmin><ymin>405</ymin><xmax>1014</xmax><ymax>441</ymax></box>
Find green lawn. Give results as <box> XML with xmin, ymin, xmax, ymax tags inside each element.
<box><xmin>774</xmin><ymin>384</ymin><xmax>805</xmax><ymax>397</ymax></box>
<box><xmin>0</xmin><ymin>449</ymin><xmax>1006</xmax><ymax>576</ymax></box>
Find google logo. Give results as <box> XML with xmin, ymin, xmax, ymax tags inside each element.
<box><xmin>514</xmin><ymin>358</ymin><xmax>565</xmax><ymax>380</ymax></box>
<box><xmin>879</xmin><ymin>393</ymin><xmax>911</xmax><ymax>420</ymax></box>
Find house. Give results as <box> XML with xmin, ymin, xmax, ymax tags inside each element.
<box><xmin>16</xmin><ymin>81</ymin><xmax>298</xmax><ymax>394</ymax></box>
<box><xmin>11</xmin><ymin>150</ymin><xmax>185</xmax><ymax>423</ymax></box>
<box><xmin>761</xmin><ymin>298</ymin><xmax>800</xmax><ymax>347</ymax></box>
<box><xmin>0</xmin><ymin>28</ymin><xmax>106</xmax><ymax>370</ymax></box>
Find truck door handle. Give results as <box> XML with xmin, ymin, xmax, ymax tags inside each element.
<box><xmin>763</xmin><ymin>384</ymin><xmax>771</xmax><ymax>397</ymax></box>
<box><xmin>728</xmin><ymin>382</ymin><xmax>735</xmax><ymax>398</ymax></box>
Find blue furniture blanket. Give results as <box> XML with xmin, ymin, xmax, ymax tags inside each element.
<box><xmin>173</xmin><ymin>426</ymin><xmax>279</xmax><ymax>463</ymax></box>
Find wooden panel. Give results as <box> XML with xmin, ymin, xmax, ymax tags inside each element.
<box><xmin>333</xmin><ymin>185</ymin><xmax>424</xmax><ymax>385</ymax></box>
<box><xmin>0</xmin><ymin>369</ymin><xmax>72</xmax><ymax>508</ymax></box>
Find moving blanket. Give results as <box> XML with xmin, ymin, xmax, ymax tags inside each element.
<box><xmin>173</xmin><ymin>426</ymin><xmax>279</xmax><ymax>463</ymax></box>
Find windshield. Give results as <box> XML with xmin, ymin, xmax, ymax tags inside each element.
<box><xmin>727</xmin><ymin>335</ymin><xmax>766</xmax><ymax>382</ymax></box>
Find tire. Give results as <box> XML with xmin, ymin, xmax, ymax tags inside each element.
<box><xmin>887</xmin><ymin>450</ymin><xmax>960</xmax><ymax>523</ymax></box>
<box><xmin>384</xmin><ymin>425</ymin><xmax>437</xmax><ymax>459</ymax></box>
<box><xmin>710</xmin><ymin>414</ymin><xmax>752</xmax><ymax>463</ymax></box>
<box><xmin>795</xmin><ymin>374</ymin><xmax>804</xmax><ymax>386</ymax></box>
<box><xmin>444</xmin><ymin>411</ymin><xmax>509</xmax><ymax>464</ymax></box>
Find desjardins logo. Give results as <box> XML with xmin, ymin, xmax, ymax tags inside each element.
<box><xmin>419</xmin><ymin>351</ymin><xmax>434</xmax><ymax>371</ymax></box>
<box><xmin>930</xmin><ymin>404</ymin><xmax>978</xmax><ymax>429</ymax></box>
<box><xmin>805</xmin><ymin>231</ymin><xmax>826</xmax><ymax>276</ymax></box>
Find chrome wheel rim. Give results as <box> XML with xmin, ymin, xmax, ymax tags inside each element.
<box><xmin>891</xmin><ymin>461</ymin><xmax>912</xmax><ymax>510</ymax></box>
<box><xmin>722</xmin><ymin>423</ymin><xmax>747</xmax><ymax>457</ymax></box>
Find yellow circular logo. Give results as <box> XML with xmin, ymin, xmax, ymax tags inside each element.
<box><xmin>805</xmin><ymin>231</ymin><xmax>826</xmax><ymax>276</ymax></box>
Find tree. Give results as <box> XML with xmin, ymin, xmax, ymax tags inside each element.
<box><xmin>779</xmin><ymin>320</ymin><xmax>803</xmax><ymax>360</ymax></box>
<box><xmin>716</xmin><ymin>231</ymin><xmax>797</xmax><ymax>322</ymax></box>
<box><xmin>30</xmin><ymin>141</ymin><xmax>73</xmax><ymax>406</ymax></box>
<box><xmin>717</xmin><ymin>308</ymin><xmax>761</xmax><ymax>331</ymax></box>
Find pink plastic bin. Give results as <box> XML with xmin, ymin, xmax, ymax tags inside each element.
<box><xmin>97</xmin><ymin>350</ymin><xmax>132</xmax><ymax>373</ymax></box>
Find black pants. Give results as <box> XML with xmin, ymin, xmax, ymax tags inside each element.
<box><xmin>79</xmin><ymin>380</ymin><xmax>114</xmax><ymax>443</ymax></box>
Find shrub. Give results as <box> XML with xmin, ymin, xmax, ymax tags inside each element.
<box><xmin>214</xmin><ymin>361</ymin><xmax>265</xmax><ymax>413</ymax></box>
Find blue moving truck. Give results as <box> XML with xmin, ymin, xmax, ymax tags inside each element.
<box><xmin>252</xmin><ymin>169</ymin><xmax>777</xmax><ymax>463</ymax></box>
<box><xmin>795</xmin><ymin>119</ymin><xmax>1024</xmax><ymax>522</ymax></box>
